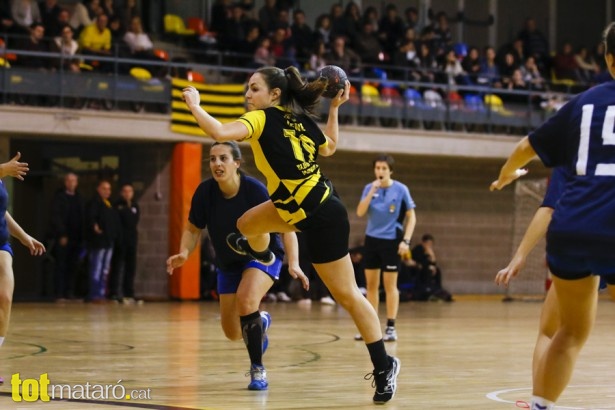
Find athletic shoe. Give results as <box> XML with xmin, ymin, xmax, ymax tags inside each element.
<box><xmin>367</xmin><ymin>356</ymin><xmax>401</xmax><ymax>404</ymax></box>
<box><xmin>320</xmin><ymin>296</ymin><xmax>336</xmax><ymax>305</ymax></box>
<box><xmin>247</xmin><ymin>365</ymin><xmax>268</xmax><ymax>390</ymax></box>
<box><xmin>383</xmin><ymin>326</ymin><xmax>397</xmax><ymax>342</ymax></box>
<box><xmin>354</xmin><ymin>333</ymin><xmax>363</xmax><ymax>341</ymax></box>
<box><xmin>260</xmin><ymin>311</ymin><xmax>271</xmax><ymax>355</ymax></box>
<box><xmin>226</xmin><ymin>233</ymin><xmax>275</xmax><ymax>266</ymax></box>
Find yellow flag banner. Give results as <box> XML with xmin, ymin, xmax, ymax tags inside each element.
<box><xmin>171</xmin><ymin>78</ymin><xmax>246</xmax><ymax>136</ymax></box>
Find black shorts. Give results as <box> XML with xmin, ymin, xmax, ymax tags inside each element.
<box><xmin>295</xmin><ymin>194</ymin><xmax>349</xmax><ymax>264</ymax></box>
<box><xmin>363</xmin><ymin>235</ymin><xmax>400</xmax><ymax>272</ymax></box>
<box><xmin>547</xmin><ymin>252</ymin><xmax>615</xmax><ymax>280</ymax></box>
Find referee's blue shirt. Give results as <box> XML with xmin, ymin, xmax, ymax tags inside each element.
<box><xmin>362</xmin><ymin>181</ymin><xmax>415</xmax><ymax>240</ymax></box>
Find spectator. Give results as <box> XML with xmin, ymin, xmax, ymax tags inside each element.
<box><xmin>393</xmin><ymin>28</ymin><xmax>420</xmax><ymax>79</ymax></box>
<box><xmin>354</xmin><ymin>20</ymin><xmax>382</xmax><ymax>66</ymax></box>
<box><xmin>461</xmin><ymin>46</ymin><xmax>481</xmax><ymax>84</ymax></box>
<box><xmin>411</xmin><ymin>234</ymin><xmax>452</xmax><ymax>302</ymax></box>
<box><xmin>100</xmin><ymin>0</ymin><xmax>117</xmax><ymax>21</ymax></box>
<box><xmin>378</xmin><ymin>4</ymin><xmax>405</xmax><ymax>61</ymax></box>
<box><xmin>257</xmin><ymin>0</ymin><xmax>277</xmax><ymax>36</ymax></box>
<box><xmin>574</xmin><ymin>46</ymin><xmax>599</xmax><ymax>83</ymax></box>
<box><xmin>70</xmin><ymin>0</ymin><xmax>100</xmax><ymax>33</ymax></box>
<box><xmin>313</xmin><ymin>13</ymin><xmax>332</xmax><ymax>49</ymax></box>
<box><xmin>517</xmin><ymin>17</ymin><xmax>549</xmax><ymax>70</ymax></box>
<box><xmin>209</xmin><ymin>0</ymin><xmax>230</xmax><ymax>35</ymax></box>
<box><xmin>45</xmin><ymin>6</ymin><xmax>70</xmax><ymax>37</ymax></box>
<box><xmin>11</xmin><ymin>0</ymin><xmax>41</xmax><ymax>34</ymax></box>
<box><xmin>85</xmin><ymin>180</ymin><xmax>120</xmax><ymax>303</ymax></box>
<box><xmin>504</xmin><ymin>68</ymin><xmax>530</xmax><ymax>104</ymax></box>
<box><xmin>552</xmin><ymin>41</ymin><xmax>579</xmax><ymax>82</ymax></box>
<box><xmin>328</xmin><ymin>3</ymin><xmax>344</xmax><ymax>40</ymax></box>
<box><xmin>433</xmin><ymin>12</ymin><xmax>452</xmax><ymax>54</ymax></box>
<box><xmin>16</xmin><ymin>22</ymin><xmax>48</xmax><ymax>70</ymax></box>
<box><xmin>236</xmin><ymin>23</ymin><xmax>260</xmax><ymax>65</ymax></box>
<box><xmin>498</xmin><ymin>51</ymin><xmax>520</xmax><ymax>87</ymax></box>
<box><xmin>38</xmin><ymin>0</ymin><xmax>61</xmax><ymax>34</ymax></box>
<box><xmin>1</xmin><ymin>3</ymin><xmax>16</xmax><ymax>35</ymax></box>
<box><xmin>324</xmin><ymin>35</ymin><xmax>361</xmax><ymax>75</ymax></box>
<box><xmin>117</xmin><ymin>0</ymin><xmax>137</xmax><ymax>33</ymax></box>
<box><xmin>403</xmin><ymin>6</ymin><xmax>420</xmax><ymax>32</ymax></box>
<box><xmin>123</xmin><ymin>15</ymin><xmax>152</xmax><ymax>57</ymax></box>
<box><xmin>49</xmin><ymin>172</ymin><xmax>84</xmax><ymax>301</ymax></box>
<box><xmin>307</xmin><ymin>39</ymin><xmax>327</xmax><ymax>75</ymax></box>
<box><xmin>416</xmin><ymin>41</ymin><xmax>437</xmax><ymax>83</ymax></box>
<box><xmin>253</xmin><ymin>36</ymin><xmax>274</xmax><ymax>67</ymax></box>
<box><xmin>290</xmin><ymin>9</ymin><xmax>313</xmax><ymax>64</ymax></box>
<box><xmin>441</xmin><ymin>47</ymin><xmax>467</xmax><ymax>86</ymax></box>
<box><xmin>520</xmin><ymin>55</ymin><xmax>546</xmax><ymax>91</ymax></box>
<box><xmin>109</xmin><ymin>183</ymin><xmax>140</xmax><ymax>304</ymax></box>
<box><xmin>78</xmin><ymin>12</ymin><xmax>112</xmax><ymax>71</ymax></box>
<box><xmin>221</xmin><ymin>3</ymin><xmax>249</xmax><ymax>51</ymax></box>
<box><xmin>270</xmin><ymin>26</ymin><xmax>297</xmax><ymax>68</ymax></box>
<box><xmin>339</xmin><ymin>1</ymin><xmax>361</xmax><ymax>46</ymax></box>
<box><xmin>362</xmin><ymin>6</ymin><xmax>379</xmax><ymax>33</ymax></box>
<box><xmin>51</xmin><ymin>23</ymin><xmax>80</xmax><ymax>72</ymax></box>
<box><xmin>478</xmin><ymin>45</ymin><xmax>501</xmax><ymax>86</ymax></box>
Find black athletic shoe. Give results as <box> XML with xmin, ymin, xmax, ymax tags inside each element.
<box><xmin>366</xmin><ymin>356</ymin><xmax>401</xmax><ymax>404</ymax></box>
<box><xmin>226</xmin><ymin>233</ymin><xmax>276</xmax><ymax>266</ymax></box>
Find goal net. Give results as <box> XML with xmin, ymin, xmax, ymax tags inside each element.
<box><xmin>504</xmin><ymin>178</ymin><xmax>549</xmax><ymax>301</ymax></box>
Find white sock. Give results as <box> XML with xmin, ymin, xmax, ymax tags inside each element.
<box><xmin>531</xmin><ymin>396</ymin><xmax>554</xmax><ymax>410</ymax></box>
<box><xmin>0</xmin><ymin>337</ymin><xmax>4</xmax><ymax>347</ymax></box>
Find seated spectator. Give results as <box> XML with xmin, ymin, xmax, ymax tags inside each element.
<box><xmin>270</xmin><ymin>26</ymin><xmax>298</xmax><ymax>68</ymax></box>
<box><xmin>415</xmin><ymin>41</ymin><xmax>437</xmax><ymax>83</ymax></box>
<box><xmin>46</xmin><ymin>6</ymin><xmax>70</xmax><ymax>37</ymax></box>
<box><xmin>573</xmin><ymin>46</ymin><xmax>599</xmax><ymax>83</ymax></box>
<box><xmin>433</xmin><ymin>11</ymin><xmax>453</xmax><ymax>54</ymax></box>
<box><xmin>236</xmin><ymin>24</ymin><xmax>260</xmax><ymax>65</ymax></box>
<box><xmin>123</xmin><ymin>16</ymin><xmax>152</xmax><ymax>56</ymax></box>
<box><xmin>324</xmin><ymin>35</ymin><xmax>361</xmax><ymax>75</ymax></box>
<box><xmin>257</xmin><ymin>0</ymin><xmax>277</xmax><ymax>36</ymax></box>
<box><xmin>552</xmin><ymin>41</ymin><xmax>579</xmax><ymax>81</ymax></box>
<box><xmin>520</xmin><ymin>55</ymin><xmax>546</xmax><ymax>91</ymax></box>
<box><xmin>79</xmin><ymin>13</ymin><xmax>111</xmax><ymax>56</ymax></box>
<box><xmin>393</xmin><ymin>28</ymin><xmax>420</xmax><ymax>81</ymax></box>
<box><xmin>252</xmin><ymin>36</ymin><xmax>275</xmax><ymax>67</ymax></box>
<box><xmin>362</xmin><ymin>6</ymin><xmax>379</xmax><ymax>32</ymax></box>
<box><xmin>411</xmin><ymin>234</ymin><xmax>452</xmax><ymax>302</ymax></box>
<box><xmin>16</xmin><ymin>22</ymin><xmax>49</xmax><ymax>70</ymax></box>
<box><xmin>51</xmin><ymin>23</ymin><xmax>80</xmax><ymax>72</ymax></box>
<box><xmin>461</xmin><ymin>46</ymin><xmax>481</xmax><ymax>84</ymax></box>
<box><xmin>478</xmin><ymin>46</ymin><xmax>501</xmax><ymax>87</ymax></box>
<box><xmin>313</xmin><ymin>13</ymin><xmax>332</xmax><ymax>50</ymax></box>
<box><xmin>503</xmin><ymin>69</ymin><xmax>530</xmax><ymax>104</ymax></box>
<box><xmin>498</xmin><ymin>51</ymin><xmax>519</xmax><ymax>87</ymax></box>
<box><xmin>338</xmin><ymin>1</ymin><xmax>361</xmax><ymax>47</ymax></box>
<box><xmin>378</xmin><ymin>3</ymin><xmax>405</xmax><ymax>60</ymax></box>
<box><xmin>11</xmin><ymin>0</ymin><xmax>41</xmax><ymax>34</ymax></box>
<box><xmin>307</xmin><ymin>39</ymin><xmax>326</xmax><ymax>76</ymax></box>
<box><xmin>440</xmin><ymin>47</ymin><xmax>467</xmax><ymax>86</ymax></box>
<box><xmin>517</xmin><ymin>17</ymin><xmax>549</xmax><ymax>71</ymax></box>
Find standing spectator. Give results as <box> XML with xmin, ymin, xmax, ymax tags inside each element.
<box><xmin>552</xmin><ymin>42</ymin><xmax>580</xmax><ymax>82</ymax></box>
<box><xmin>109</xmin><ymin>183</ymin><xmax>139</xmax><ymax>303</ymax></box>
<box><xmin>257</xmin><ymin>0</ymin><xmax>277</xmax><ymax>36</ymax></box>
<box><xmin>86</xmin><ymin>180</ymin><xmax>120</xmax><ymax>303</ymax></box>
<box><xmin>46</xmin><ymin>6</ymin><xmax>70</xmax><ymax>37</ymax></box>
<box><xmin>354</xmin><ymin>21</ymin><xmax>382</xmax><ymax>66</ymax></box>
<box><xmin>378</xmin><ymin>4</ymin><xmax>405</xmax><ymax>62</ymax></box>
<box><xmin>517</xmin><ymin>17</ymin><xmax>549</xmax><ymax>71</ymax></box>
<box><xmin>11</xmin><ymin>0</ymin><xmax>41</xmax><ymax>34</ymax></box>
<box><xmin>69</xmin><ymin>0</ymin><xmax>99</xmax><ymax>34</ymax></box>
<box><xmin>49</xmin><ymin>172</ymin><xmax>84</xmax><ymax>301</ymax></box>
<box><xmin>38</xmin><ymin>0</ymin><xmax>61</xmax><ymax>33</ymax></box>
<box><xmin>362</xmin><ymin>6</ymin><xmax>379</xmax><ymax>32</ymax></box>
<box><xmin>355</xmin><ymin>154</ymin><xmax>416</xmax><ymax>342</ymax></box>
<box><xmin>16</xmin><ymin>22</ymin><xmax>49</xmax><ymax>70</ymax></box>
<box><xmin>117</xmin><ymin>0</ymin><xmax>137</xmax><ymax>34</ymax></box>
<box><xmin>210</xmin><ymin>0</ymin><xmax>230</xmax><ymax>35</ymax></box>
<box><xmin>290</xmin><ymin>9</ymin><xmax>313</xmax><ymax>65</ymax></box>
<box><xmin>478</xmin><ymin>45</ymin><xmax>501</xmax><ymax>86</ymax></box>
<box><xmin>313</xmin><ymin>13</ymin><xmax>332</xmax><ymax>49</ymax></box>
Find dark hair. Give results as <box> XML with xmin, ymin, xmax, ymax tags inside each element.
<box><xmin>422</xmin><ymin>233</ymin><xmax>434</xmax><ymax>242</ymax></box>
<box><xmin>255</xmin><ymin>66</ymin><xmax>327</xmax><ymax>117</ymax></box>
<box><xmin>603</xmin><ymin>22</ymin><xmax>615</xmax><ymax>56</ymax></box>
<box><xmin>211</xmin><ymin>141</ymin><xmax>242</xmax><ymax>161</ymax></box>
<box><xmin>372</xmin><ymin>154</ymin><xmax>395</xmax><ymax>172</ymax></box>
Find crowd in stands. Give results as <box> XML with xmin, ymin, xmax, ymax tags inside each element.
<box><xmin>0</xmin><ymin>0</ymin><xmax>613</xmax><ymax>112</ymax></box>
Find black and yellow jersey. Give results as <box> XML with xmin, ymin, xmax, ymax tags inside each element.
<box><xmin>238</xmin><ymin>106</ymin><xmax>332</xmax><ymax>225</ymax></box>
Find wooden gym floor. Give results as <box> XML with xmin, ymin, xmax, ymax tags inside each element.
<box><xmin>0</xmin><ymin>298</ymin><xmax>614</xmax><ymax>409</ymax></box>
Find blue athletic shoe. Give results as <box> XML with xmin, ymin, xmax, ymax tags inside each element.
<box><xmin>260</xmin><ymin>311</ymin><xmax>271</xmax><ymax>354</ymax></box>
<box><xmin>247</xmin><ymin>365</ymin><xmax>268</xmax><ymax>390</ymax></box>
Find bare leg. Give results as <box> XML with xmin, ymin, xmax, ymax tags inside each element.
<box><xmin>533</xmin><ymin>275</ymin><xmax>599</xmax><ymax>402</ymax></box>
<box><xmin>237</xmin><ymin>200</ymin><xmax>295</xmax><ymax>252</ymax></box>
<box><xmin>364</xmin><ymin>268</ymin><xmax>381</xmax><ymax>313</ymax></box>
<box><xmin>0</xmin><ymin>252</ymin><xmax>13</xmax><ymax>337</ymax></box>
<box><xmin>532</xmin><ymin>286</ymin><xmax>559</xmax><ymax>382</ymax></box>
<box><xmin>382</xmin><ymin>271</ymin><xmax>399</xmax><ymax>321</ymax></box>
<box><xmin>314</xmin><ymin>255</ymin><xmax>383</xmax><ymax>343</ymax></box>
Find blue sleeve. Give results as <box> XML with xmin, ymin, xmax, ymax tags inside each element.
<box><xmin>403</xmin><ymin>184</ymin><xmax>416</xmax><ymax>209</ymax></box>
<box><xmin>188</xmin><ymin>182</ymin><xmax>208</xmax><ymax>229</ymax></box>
<box><xmin>360</xmin><ymin>183</ymin><xmax>371</xmax><ymax>200</ymax></box>
<box><xmin>541</xmin><ymin>167</ymin><xmax>569</xmax><ymax>208</ymax></box>
<box><xmin>528</xmin><ymin>98</ymin><xmax>577</xmax><ymax>168</ymax></box>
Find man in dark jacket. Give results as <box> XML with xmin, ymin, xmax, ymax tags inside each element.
<box><xmin>109</xmin><ymin>183</ymin><xmax>140</xmax><ymax>302</ymax></box>
<box><xmin>86</xmin><ymin>180</ymin><xmax>120</xmax><ymax>302</ymax></box>
<box><xmin>49</xmin><ymin>172</ymin><xmax>84</xmax><ymax>300</ymax></box>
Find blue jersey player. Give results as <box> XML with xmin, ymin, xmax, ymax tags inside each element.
<box><xmin>491</xmin><ymin>22</ymin><xmax>615</xmax><ymax>410</ymax></box>
<box><xmin>167</xmin><ymin>142</ymin><xmax>308</xmax><ymax>391</ymax></box>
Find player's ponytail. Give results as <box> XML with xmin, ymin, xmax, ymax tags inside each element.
<box><xmin>283</xmin><ymin>66</ymin><xmax>327</xmax><ymax>118</ymax></box>
<box><xmin>604</xmin><ymin>22</ymin><xmax>615</xmax><ymax>56</ymax></box>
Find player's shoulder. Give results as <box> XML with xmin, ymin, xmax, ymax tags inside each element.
<box><xmin>242</xmin><ymin>174</ymin><xmax>266</xmax><ymax>189</ymax></box>
<box><xmin>576</xmin><ymin>81</ymin><xmax>615</xmax><ymax>105</ymax></box>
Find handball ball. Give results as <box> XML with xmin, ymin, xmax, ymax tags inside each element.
<box><xmin>318</xmin><ymin>65</ymin><xmax>348</xmax><ymax>98</ymax></box>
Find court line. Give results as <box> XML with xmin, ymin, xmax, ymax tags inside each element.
<box><xmin>486</xmin><ymin>385</ymin><xmax>615</xmax><ymax>409</ymax></box>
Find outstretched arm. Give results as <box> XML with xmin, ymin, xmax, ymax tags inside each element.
<box><xmin>495</xmin><ymin>206</ymin><xmax>553</xmax><ymax>286</ymax></box>
<box><xmin>490</xmin><ymin>136</ymin><xmax>535</xmax><ymax>191</ymax></box>
<box><xmin>5</xmin><ymin>211</ymin><xmax>45</xmax><ymax>255</ymax></box>
<box><xmin>167</xmin><ymin>222</ymin><xmax>202</xmax><ymax>274</ymax></box>
<box><xmin>320</xmin><ymin>81</ymin><xmax>350</xmax><ymax>157</ymax></box>
<box><xmin>282</xmin><ymin>232</ymin><xmax>309</xmax><ymax>290</ymax></box>
<box><xmin>182</xmin><ymin>86</ymin><xmax>250</xmax><ymax>142</ymax></box>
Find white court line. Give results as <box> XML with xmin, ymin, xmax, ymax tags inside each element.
<box><xmin>485</xmin><ymin>385</ymin><xmax>615</xmax><ymax>410</ymax></box>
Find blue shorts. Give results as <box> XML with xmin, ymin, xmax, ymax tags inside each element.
<box><xmin>217</xmin><ymin>258</ymin><xmax>282</xmax><ymax>295</ymax></box>
<box><xmin>547</xmin><ymin>253</ymin><xmax>615</xmax><ymax>281</ymax></box>
<box><xmin>0</xmin><ymin>243</ymin><xmax>13</xmax><ymax>257</ymax></box>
